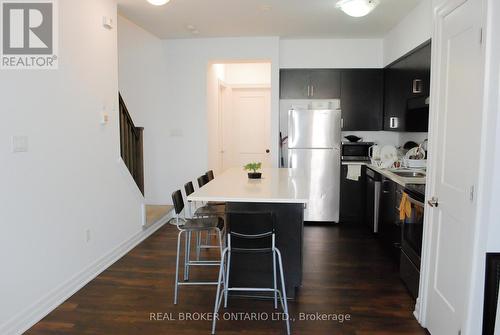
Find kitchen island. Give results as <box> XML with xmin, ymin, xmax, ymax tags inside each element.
<box><xmin>187</xmin><ymin>168</ymin><xmax>309</xmax><ymax>299</ymax></box>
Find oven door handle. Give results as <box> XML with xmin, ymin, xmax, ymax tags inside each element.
<box><xmin>406</xmin><ymin>194</ymin><xmax>424</xmax><ymax>207</ymax></box>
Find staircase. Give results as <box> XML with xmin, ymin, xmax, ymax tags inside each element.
<box><xmin>119</xmin><ymin>93</ymin><xmax>144</xmax><ymax>195</ymax></box>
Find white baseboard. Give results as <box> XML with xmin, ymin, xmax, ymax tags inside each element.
<box><xmin>0</xmin><ymin>214</ymin><xmax>172</xmax><ymax>335</ymax></box>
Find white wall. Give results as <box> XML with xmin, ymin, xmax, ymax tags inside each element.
<box><xmin>0</xmin><ymin>1</ymin><xmax>147</xmax><ymax>333</ymax></box>
<box><xmin>280</xmin><ymin>39</ymin><xmax>383</xmax><ymax>68</ymax></box>
<box><xmin>383</xmin><ymin>0</ymin><xmax>432</xmax><ymax>66</ymax></box>
<box><xmin>117</xmin><ymin>15</ymin><xmax>168</xmax><ymax>203</ymax></box>
<box><xmin>146</xmin><ymin>37</ymin><xmax>280</xmax><ymax>204</ymax></box>
<box><xmin>224</xmin><ymin>63</ymin><xmax>271</xmax><ymax>85</ymax></box>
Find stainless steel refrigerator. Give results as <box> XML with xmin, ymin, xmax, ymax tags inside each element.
<box><xmin>287</xmin><ymin>107</ymin><xmax>341</xmax><ymax>222</ymax></box>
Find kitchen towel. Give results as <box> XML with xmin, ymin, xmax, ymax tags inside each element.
<box><xmin>399</xmin><ymin>193</ymin><xmax>412</xmax><ymax>220</ymax></box>
<box><xmin>346</xmin><ymin>164</ymin><xmax>362</xmax><ymax>181</ymax></box>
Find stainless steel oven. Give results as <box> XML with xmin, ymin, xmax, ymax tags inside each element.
<box><xmin>400</xmin><ymin>184</ymin><xmax>425</xmax><ymax>299</ymax></box>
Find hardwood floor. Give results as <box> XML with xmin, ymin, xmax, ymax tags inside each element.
<box><xmin>27</xmin><ymin>224</ymin><xmax>427</xmax><ymax>335</ymax></box>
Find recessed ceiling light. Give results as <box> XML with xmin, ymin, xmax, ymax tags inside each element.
<box><xmin>191</xmin><ymin>30</ymin><xmax>200</xmax><ymax>35</ymax></box>
<box><xmin>336</xmin><ymin>0</ymin><xmax>380</xmax><ymax>17</ymax></box>
<box><xmin>186</xmin><ymin>24</ymin><xmax>195</xmax><ymax>31</ymax></box>
<box><xmin>147</xmin><ymin>0</ymin><xmax>170</xmax><ymax>6</ymax></box>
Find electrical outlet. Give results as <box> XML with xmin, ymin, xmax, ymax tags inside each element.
<box><xmin>169</xmin><ymin>128</ymin><xmax>183</xmax><ymax>137</ymax></box>
<box><xmin>86</xmin><ymin>229</ymin><xmax>91</xmax><ymax>243</ymax></box>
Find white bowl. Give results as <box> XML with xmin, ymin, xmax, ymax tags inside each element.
<box><xmin>404</xmin><ymin>158</ymin><xmax>427</xmax><ymax>168</ymax></box>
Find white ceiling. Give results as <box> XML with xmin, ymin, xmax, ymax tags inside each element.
<box><xmin>117</xmin><ymin>0</ymin><xmax>421</xmax><ymax>39</ymax></box>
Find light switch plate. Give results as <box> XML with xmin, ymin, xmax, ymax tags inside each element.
<box><xmin>102</xmin><ymin>16</ymin><xmax>113</xmax><ymax>29</ymax></box>
<box><xmin>12</xmin><ymin>136</ymin><xmax>28</xmax><ymax>153</ymax></box>
<box><xmin>100</xmin><ymin>111</ymin><xmax>109</xmax><ymax>125</ymax></box>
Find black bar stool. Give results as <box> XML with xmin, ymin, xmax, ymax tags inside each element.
<box><xmin>197</xmin><ymin>174</ymin><xmax>209</xmax><ymax>188</ymax></box>
<box><xmin>204</xmin><ymin>170</ymin><xmax>225</xmax><ymax>206</ymax></box>
<box><xmin>184</xmin><ymin>181</ymin><xmax>225</xmax><ymax>217</ymax></box>
<box><xmin>184</xmin><ymin>181</ymin><xmax>225</xmax><ymax>260</ymax></box>
<box><xmin>171</xmin><ymin>190</ymin><xmax>224</xmax><ymax>305</ymax></box>
<box><xmin>197</xmin><ymin>173</ymin><xmax>226</xmax><ymax>246</ymax></box>
<box><xmin>211</xmin><ymin>212</ymin><xmax>290</xmax><ymax>334</ymax></box>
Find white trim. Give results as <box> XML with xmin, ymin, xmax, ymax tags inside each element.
<box><xmin>0</xmin><ymin>214</ymin><xmax>171</xmax><ymax>335</ymax></box>
<box><xmin>142</xmin><ymin>203</ymin><xmax>147</xmax><ymax>227</ymax></box>
<box><xmin>228</xmin><ymin>83</ymin><xmax>271</xmax><ymax>89</ymax></box>
<box><xmin>416</xmin><ymin>1</ymin><xmax>450</xmax><ymax>325</ymax></box>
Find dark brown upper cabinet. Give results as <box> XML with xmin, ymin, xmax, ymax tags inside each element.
<box><xmin>280</xmin><ymin>69</ymin><xmax>341</xmax><ymax>99</ymax></box>
<box><xmin>340</xmin><ymin>69</ymin><xmax>384</xmax><ymax>131</ymax></box>
<box><xmin>384</xmin><ymin>41</ymin><xmax>431</xmax><ymax>132</ymax></box>
<box><xmin>280</xmin><ymin>69</ymin><xmax>310</xmax><ymax>99</ymax></box>
<box><xmin>280</xmin><ymin>42</ymin><xmax>431</xmax><ymax>132</ymax></box>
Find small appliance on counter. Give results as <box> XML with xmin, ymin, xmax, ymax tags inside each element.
<box><xmin>341</xmin><ymin>141</ymin><xmax>374</xmax><ymax>163</ymax></box>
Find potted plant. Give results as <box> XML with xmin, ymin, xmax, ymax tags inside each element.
<box><xmin>244</xmin><ymin>162</ymin><xmax>262</xmax><ymax>179</ymax></box>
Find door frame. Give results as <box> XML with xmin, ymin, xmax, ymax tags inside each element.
<box><xmin>418</xmin><ymin>0</ymin><xmax>494</xmax><ymax>333</ymax></box>
<box><xmin>217</xmin><ymin>79</ymin><xmax>230</xmax><ymax>173</ymax></box>
<box><xmin>208</xmin><ymin>59</ymin><xmax>278</xmax><ymax>168</ymax></box>
<box><xmin>217</xmin><ymin>82</ymin><xmax>272</xmax><ymax>172</ymax></box>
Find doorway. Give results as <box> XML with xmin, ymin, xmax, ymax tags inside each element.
<box><xmin>207</xmin><ymin>62</ymin><xmax>272</xmax><ymax>174</ymax></box>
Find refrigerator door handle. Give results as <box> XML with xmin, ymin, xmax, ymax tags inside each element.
<box><xmin>288</xmin><ymin>109</ymin><xmax>296</xmax><ymax>148</ymax></box>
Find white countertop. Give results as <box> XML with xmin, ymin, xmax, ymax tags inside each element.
<box><xmin>367</xmin><ymin>164</ymin><xmax>426</xmax><ymax>187</ymax></box>
<box><xmin>187</xmin><ymin>168</ymin><xmax>309</xmax><ymax>204</ymax></box>
<box><xmin>342</xmin><ymin>161</ymin><xmax>426</xmax><ymax>186</ymax></box>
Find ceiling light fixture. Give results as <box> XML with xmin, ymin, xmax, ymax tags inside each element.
<box><xmin>336</xmin><ymin>0</ymin><xmax>380</xmax><ymax>17</ymax></box>
<box><xmin>147</xmin><ymin>0</ymin><xmax>170</xmax><ymax>6</ymax></box>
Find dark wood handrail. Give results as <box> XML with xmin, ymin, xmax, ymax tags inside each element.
<box><xmin>119</xmin><ymin>93</ymin><xmax>144</xmax><ymax>195</ymax></box>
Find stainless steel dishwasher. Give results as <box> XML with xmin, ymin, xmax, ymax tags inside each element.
<box><xmin>365</xmin><ymin>167</ymin><xmax>382</xmax><ymax>233</ymax></box>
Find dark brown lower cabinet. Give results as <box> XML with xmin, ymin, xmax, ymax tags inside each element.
<box><xmin>379</xmin><ymin>177</ymin><xmax>403</xmax><ymax>262</ymax></box>
<box><xmin>340</xmin><ymin>164</ymin><xmax>366</xmax><ymax>223</ymax></box>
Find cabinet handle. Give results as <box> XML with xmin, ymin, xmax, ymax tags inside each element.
<box><xmin>311</xmin><ymin>85</ymin><xmax>314</xmax><ymax>97</ymax></box>
<box><xmin>390</xmin><ymin>117</ymin><xmax>399</xmax><ymax>129</ymax></box>
<box><xmin>413</xmin><ymin>79</ymin><xmax>423</xmax><ymax>94</ymax></box>
<box><xmin>341</xmin><ymin>118</ymin><xmax>344</xmax><ymax>129</ymax></box>
<box><xmin>382</xmin><ymin>180</ymin><xmax>391</xmax><ymax>193</ymax></box>
<box><xmin>307</xmin><ymin>85</ymin><xmax>310</xmax><ymax>97</ymax></box>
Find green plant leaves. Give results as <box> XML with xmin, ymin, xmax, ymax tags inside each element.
<box><xmin>243</xmin><ymin>162</ymin><xmax>262</xmax><ymax>173</ymax></box>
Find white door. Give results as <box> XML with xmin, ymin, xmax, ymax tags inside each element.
<box><xmin>424</xmin><ymin>0</ymin><xmax>484</xmax><ymax>334</ymax></box>
<box><xmin>222</xmin><ymin>88</ymin><xmax>271</xmax><ymax>170</ymax></box>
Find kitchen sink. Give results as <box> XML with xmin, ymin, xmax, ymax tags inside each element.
<box><xmin>391</xmin><ymin>171</ymin><xmax>426</xmax><ymax>178</ymax></box>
